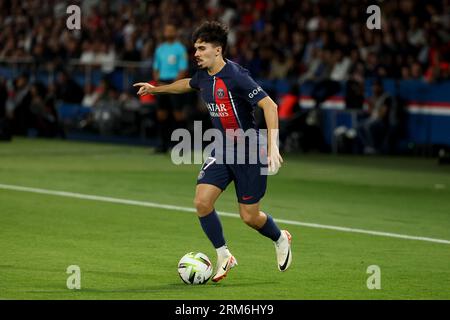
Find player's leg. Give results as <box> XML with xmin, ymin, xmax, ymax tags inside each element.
<box><xmin>239</xmin><ymin>202</ymin><xmax>292</xmax><ymax>271</ymax></box>
<box><xmin>233</xmin><ymin>161</ymin><xmax>293</xmax><ymax>272</ymax></box>
<box><xmin>194</xmin><ymin>184</ymin><xmax>237</xmax><ymax>282</ymax></box>
<box><xmin>194</xmin><ymin>183</ymin><xmax>228</xmax><ymax>253</ymax></box>
<box><xmin>237</xmin><ymin>202</ymin><xmax>267</xmax><ymax>229</ymax></box>
<box><xmin>194</xmin><ymin>159</ymin><xmax>236</xmax><ymax>282</ymax></box>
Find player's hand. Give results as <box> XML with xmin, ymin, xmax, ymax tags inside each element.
<box><xmin>133</xmin><ymin>82</ymin><xmax>155</xmax><ymax>96</ymax></box>
<box><xmin>268</xmin><ymin>145</ymin><xmax>283</xmax><ymax>174</ymax></box>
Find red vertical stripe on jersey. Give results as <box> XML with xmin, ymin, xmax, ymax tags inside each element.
<box><xmin>214</xmin><ymin>77</ymin><xmax>240</xmax><ymax>130</ymax></box>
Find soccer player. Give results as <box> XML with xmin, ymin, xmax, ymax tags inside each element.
<box><xmin>134</xmin><ymin>21</ymin><xmax>292</xmax><ymax>282</ymax></box>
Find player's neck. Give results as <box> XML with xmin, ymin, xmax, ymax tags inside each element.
<box><xmin>207</xmin><ymin>57</ymin><xmax>226</xmax><ymax>76</ymax></box>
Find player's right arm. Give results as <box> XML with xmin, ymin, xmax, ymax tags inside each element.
<box><xmin>133</xmin><ymin>78</ymin><xmax>194</xmax><ymax>96</ymax></box>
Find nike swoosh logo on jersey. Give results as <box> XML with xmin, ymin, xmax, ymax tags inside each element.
<box><xmin>242</xmin><ymin>196</ymin><xmax>253</xmax><ymax>201</ymax></box>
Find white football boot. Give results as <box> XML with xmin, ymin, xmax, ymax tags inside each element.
<box><xmin>212</xmin><ymin>254</ymin><xmax>238</xmax><ymax>283</ymax></box>
<box><xmin>275</xmin><ymin>230</ymin><xmax>292</xmax><ymax>271</ymax></box>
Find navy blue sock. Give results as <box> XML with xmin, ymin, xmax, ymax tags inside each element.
<box><xmin>258</xmin><ymin>214</ymin><xmax>281</xmax><ymax>241</ymax></box>
<box><xmin>199</xmin><ymin>209</ymin><xmax>226</xmax><ymax>249</ymax></box>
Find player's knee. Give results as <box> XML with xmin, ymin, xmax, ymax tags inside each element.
<box><xmin>240</xmin><ymin>212</ymin><xmax>258</xmax><ymax>228</ymax></box>
<box><xmin>193</xmin><ymin>197</ymin><xmax>213</xmax><ymax>216</ymax></box>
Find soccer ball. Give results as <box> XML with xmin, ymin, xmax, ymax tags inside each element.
<box><xmin>177</xmin><ymin>252</ymin><xmax>213</xmax><ymax>285</ymax></box>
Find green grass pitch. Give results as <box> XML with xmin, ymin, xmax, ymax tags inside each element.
<box><xmin>0</xmin><ymin>137</ymin><xmax>449</xmax><ymax>299</ymax></box>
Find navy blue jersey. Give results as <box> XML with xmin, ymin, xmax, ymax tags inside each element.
<box><xmin>189</xmin><ymin>59</ymin><xmax>268</xmax><ymax>133</ymax></box>
<box><xmin>191</xmin><ymin>60</ymin><xmax>269</xmax><ymax>203</ymax></box>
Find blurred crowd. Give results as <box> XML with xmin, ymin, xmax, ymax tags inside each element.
<box><xmin>1</xmin><ymin>0</ymin><xmax>449</xmax><ymax>82</ymax></box>
<box><xmin>1</xmin><ymin>0</ymin><xmax>450</xmax><ymax>152</ymax></box>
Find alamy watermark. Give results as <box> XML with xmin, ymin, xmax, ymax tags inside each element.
<box><xmin>366</xmin><ymin>265</ymin><xmax>381</xmax><ymax>290</ymax></box>
<box><xmin>366</xmin><ymin>5</ymin><xmax>381</xmax><ymax>30</ymax></box>
<box><xmin>66</xmin><ymin>265</ymin><xmax>81</xmax><ymax>289</ymax></box>
<box><xmin>66</xmin><ymin>5</ymin><xmax>81</xmax><ymax>30</ymax></box>
<box><xmin>170</xmin><ymin>121</ymin><xmax>279</xmax><ymax>175</ymax></box>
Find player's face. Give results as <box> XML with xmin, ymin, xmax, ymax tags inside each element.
<box><xmin>194</xmin><ymin>40</ymin><xmax>221</xmax><ymax>70</ymax></box>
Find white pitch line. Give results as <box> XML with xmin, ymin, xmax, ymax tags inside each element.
<box><xmin>1</xmin><ymin>183</ymin><xmax>449</xmax><ymax>245</ymax></box>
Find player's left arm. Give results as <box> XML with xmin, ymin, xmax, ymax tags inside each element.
<box><xmin>258</xmin><ymin>96</ymin><xmax>284</xmax><ymax>173</ymax></box>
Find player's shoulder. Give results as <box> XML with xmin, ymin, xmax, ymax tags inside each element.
<box><xmin>226</xmin><ymin>59</ymin><xmax>251</xmax><ymax>78</ymax></box>
<box><xmin>225</xmin><ymin>60</ymin><xmax>258</xmax><ymax>88</ymax></box>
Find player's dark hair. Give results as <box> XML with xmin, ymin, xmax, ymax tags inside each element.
<box><xmin>192</xmin><ymin>21</ymin><xmax>228</xmax><ymax>54</ymax></box>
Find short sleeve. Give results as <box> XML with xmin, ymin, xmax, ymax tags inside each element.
<box><xmin>236</xmin><ymin>71</ymin><xmax>268</xmax><ymax>105</ymax></box>
<box><xmin>189</xmin><ymin>71</ymin><xmax>200</xmax><ymax>90</ymax></box>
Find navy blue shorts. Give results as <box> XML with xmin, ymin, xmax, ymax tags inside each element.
<box><xmin>196</xmin><ymin>155</ymin><xmax>268</xmax><ymax>204</ymax></box>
